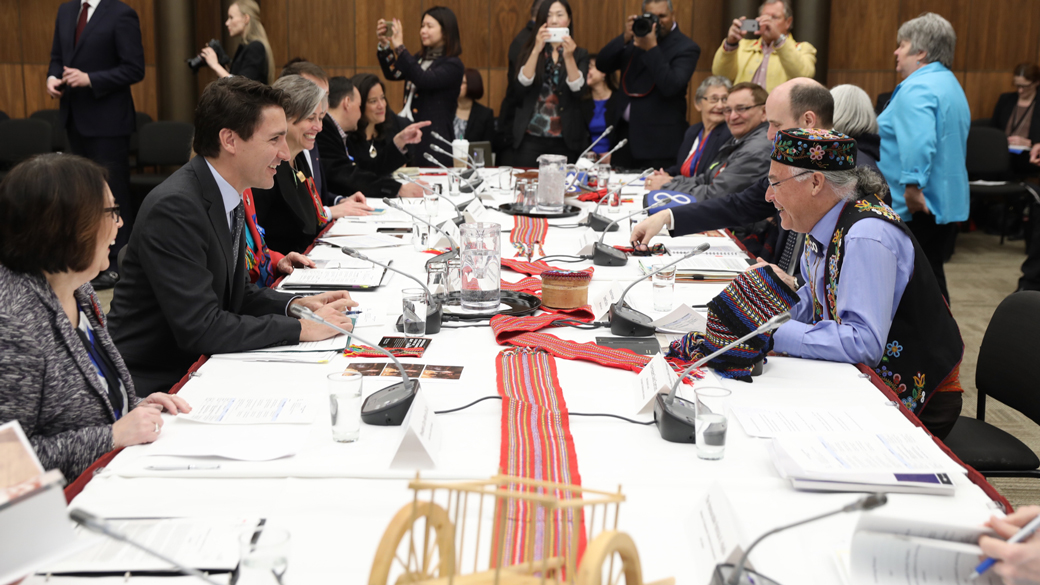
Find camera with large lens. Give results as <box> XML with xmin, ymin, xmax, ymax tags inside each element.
<box><xmin>632</xmin><ymin>13</ymin><xmax>661</xmax><ymax>38</ymax></box>
<box><xmin>187</xmin><ymin>39</ymin><xmax>230</xmax><ymax>73</ymax></box>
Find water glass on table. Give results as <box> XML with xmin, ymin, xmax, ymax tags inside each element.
<box><xmin>238</xmin><ymin>527</ymin><xmax>290</xmax><ymax>585</ymax></box>
<box><xmin>460</xmin><ymin>222</ymin><xmax>501</xmax><ymax>312</ymax></box>
<box><xmin>327</xmin><ymin>370</ymin><xmax>363</xmax><ymax>443</ymax></box>
<box><xmin>423</xmin><ymin>191</ymin><xmax>440</xmax><ymax>217</ymax></box>
<box><xmin>497</xmin><ymin>166</ymin><xmax>514</xmax><ymax>190</ymax></box>
<box><xmin>472</xmin><ymin>149</ymin><xmax>485</xmax><ymax>171</ymax></box>
<box><xmin>412</xmin><ymin>213</ymin><xmax>434</xmax><ymax>251</ymax></box>
<box><xmin>402</xmin><ymin>288</ymin><xmax>428</xmax><ymax>337</ymax></box>
<box><xmin>694</xmin><ymin>386</ymin><xmax>731</xmax><ymax>460</ymax></box>
<box><xmin>652</xmin><ymin>262</ymin><xmax>677</xmax><ymax>312</ymax></box>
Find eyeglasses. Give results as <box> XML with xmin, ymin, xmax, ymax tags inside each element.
<box><xmin>699</xmin><ymin>96</ymin><xmax>727</xmax><ymax>104</ymax></box>
<box><xmin>768</xmin><ymin>171</ymin><xmax>813</xmax><ymax>191</ymax></box>
<box><xmin>722</xmin><ymin>104</ymin><xmax>764</xmax><ymax>116</ymax></box>
<box><xmin>104</xmin><ymin>206</ymin><xmax>121</xmax><ymax>221</ymax></box>
<box><xmin>1015</xmin><ymin>83</ymin><xmax>1036</xmax><ymax>90</ymax></box>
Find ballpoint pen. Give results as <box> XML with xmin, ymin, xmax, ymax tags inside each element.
<box><xmin>145</xmin><ymin>465</ymin><xmax>221</xmax><ymax>471</ymax></box>
<box><xmin>972</xmin><ymin>513</ymin><xmax>1040</xmax><ymax>578</ymax></box>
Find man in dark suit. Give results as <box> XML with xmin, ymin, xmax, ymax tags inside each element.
<box><xmin>47</xmin><ymin>0</ymin><xmax>145</xmax><ymax>289</ymax></box>
<box><xmin>595</xmin><ymin>0</ymin><xmax>700</xmax><ymax>170</ymax></box>
<box><xmin>108</xmin><ymin>78</ymin><xmax>357</xmax><ymax>396</ymax></box>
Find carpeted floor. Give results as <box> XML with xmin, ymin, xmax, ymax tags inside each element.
<box><xmin>94</xmin><ymin>229</ymin><xmax>1040</xmax><ymax>508</ymax></box>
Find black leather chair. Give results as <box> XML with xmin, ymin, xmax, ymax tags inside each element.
<box><xmin>944</xmin><ymin>291</ymin><xmax>1040</xmax><ymax>478</ymax></box>
<box><xmin>966</xmin><ymin>126</ymin><xmax>1040</xmax><ymax>245</ymax></box>
<box><xmin>29</xmin><ymin>109</ymin><xmax>69</xmax><ymax>152</ymax></box>
<box><xmin>129</xmin><ymin>121</ymin><xmax>194</xmax><ymax>214</ymax></box>
<box><xmin>0</xmin><ymin>119</ymin><xmax>52</xmax><ymax>179</ymax></box>
<box><xmin>0</xmin><ymin>110</ymin><xmax>8</xmax><ymax>122</ymax></box>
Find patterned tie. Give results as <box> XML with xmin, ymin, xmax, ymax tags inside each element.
<box><xmin>777</xmin><ymin>229</ymin><xmax>799</xmax><ymax>273</ymax></box>
<box><xmin>75</xmin><ymin>1</ymin><xmax>89</xmax><ymax>45</ymax></box>
<box><xmin>230</xmin><ymin>202</ymin><xmax>245</xmax><ymax>270</ymax></box>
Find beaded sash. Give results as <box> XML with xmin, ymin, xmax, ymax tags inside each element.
<box><xmin>492</xmin><ymin>347</ymin><xmax>586</xmax><ymax>569</ymax></box>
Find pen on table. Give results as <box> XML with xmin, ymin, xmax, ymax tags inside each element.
<box><xmin>972</xmin><ymin>513</ymin><xmax>1040</xmax><ymax>579</ymax></box>
<box><xmin>145</xmin><ymin>465</ymin><xmax>221</xmax><ymax>471</ymax></box>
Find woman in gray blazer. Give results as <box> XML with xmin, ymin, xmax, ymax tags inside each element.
<box><xmin>0</xmin><ymin>154</ymin><xmax>190</xmax><ymax>481</ymax></box>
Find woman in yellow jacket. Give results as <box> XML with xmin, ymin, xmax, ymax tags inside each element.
<box><xmin>711</xmin><ymin>0</ymin><xmax>816</xmax><ymax>92</ymax></box>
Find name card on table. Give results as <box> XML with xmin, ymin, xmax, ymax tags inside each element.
<box><xmin>432</xmin><ymin>219</ymin><xmax>461</xmax><ymax>249</ymax></box>
<box><xmin>463</xmin><ymin>199</ymin><xmax>491</xmax><ymax>224</ymax></box>
<box><xmin>689</xmin><ymin>483</ymin><xmax>746</xmax><ymax>585</ymax></box>
<box><xmin>590</xmin><ymin>280</ymin><xmax>626</xmax><ymax>320</ymax></box>
<box><xmin>632</xmin><ymin>354</ymin><xmax>679</xmax><ymax>415</ymax></box>
<box><xmin>389</xmin><ymin>390</ymin><xmax>443</xmax><ymax>470</ymax></box>
<box><xmin>577</xmin><ymin>228</ymin><xmax>598</xmax><ymax>256</ymax></box>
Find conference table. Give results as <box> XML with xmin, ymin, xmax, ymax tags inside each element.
<box><xmin>58</xmin><ymin>170</ymin><xmax>1006</xmax><ymax>585</ymax></box>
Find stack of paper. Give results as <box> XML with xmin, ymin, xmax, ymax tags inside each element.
<box><xmin>769</xmin><ymin>431</ymin><xmax>958</xmax><ymax>495</ymax></box>
<box><xmin>657</xmin><ymin>242</ymin><xmax>753</xmax><ymax>277</ymax></box>
<box><xmin>277</xmin><ymin>265</ymin><xmax>388</xmax><ymax>290</ymax></box>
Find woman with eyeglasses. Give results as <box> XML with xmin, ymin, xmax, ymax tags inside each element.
<box><xmin>0</xmin><ymin>154</ymin><xmax>191</xmax><ymax>481</ymax></box>
<box><xmin>992</xmin><ymin>62</ymin><xmax>1040</xmax><ymax>176</ymax></box>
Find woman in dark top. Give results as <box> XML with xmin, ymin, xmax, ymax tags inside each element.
<box><xmin>455</xmin><ymin>68</ymin><xmax>495</xmax><ymax>144</ymax></box>
<box><xmin>376</xmin><ymin>7</ymin><xmax>464</xmax><ymax>167</ymax></box>
<box><xmin>992</xmin><ymin>62</ymin><xmax>1040</xmax><ymax>175</ymax></box>
<box><xmin>201</xmin><ymin>0</ymin><xmax>276</xmax><ymax>84</ymax></box>
<box><xmin>579</xmin><ymin>54</ymin><xmax>622</xmax><ymax>161</ymax></box>
<box><xmin>346</xmin><ymin>74</ymin><xmax>414</xmax><ymax>178</ymax></box>
<box><xmin>0</xmin><ymin>154</ymin><xmax>190</xmax><ymax>480</ymax></box>
<box><xmin>510</xmin><ymin>0</ymin><xmax>590</xmax><ymax>167</ymax></box>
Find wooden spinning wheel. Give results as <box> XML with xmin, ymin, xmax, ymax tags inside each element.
<box><xmin>369</xmin><ymin>501</ymin><xmax>456</xmax><ymax>585</ymax></box>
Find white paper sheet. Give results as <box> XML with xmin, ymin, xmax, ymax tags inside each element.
<box><xmin>278</xmin><ymin>267</ymin><xmax>385</xmax><ymax>288</ymax></box>
<box><xmin>319</xmin><ymin>233</ymin><xmax>409</xmax><ymax>249</ymax></box>
<box><xmin>651</xmin><ymin>304</ymin><xmax>707</xmax><ymax>333</ymax></box>
<box><xmin>772</xmin><ymin>431</ymin><xmax>953</xmax><ymax>479</ymax></box>
<box><xmin>139</xmin><ymin>423</ymin><xmax>309</xmax><ymax>461</ymax></box>
<box><xmin>242</xmin><ymin>335</ymin><xmax>349</xmax><ymax>353</ymax></box>
<box><xmin>179</xmin><ymin>397</ymin><xmax>315</xmax><ymax>425</ymax></box>
<box><xmin>732</xmin><ymin>406</ymin><xmax>878</xmax><ymax>438</ymax></box>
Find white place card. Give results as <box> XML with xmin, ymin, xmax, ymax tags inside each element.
<box><xmin>389</xmin><ymin>391</ymin><xmax>442</xmax><ymax>470</ymax></box>
<box><xmin>632</xmin><ymin>354</ymin><xmax>679</xmax><ymax>415</ymax></box>
<box><xmin>463</xmin><ymin>198</ymin><xmax>490</xmax><ymax>224</ymax></box>
<box><xmin>432</xmin><ymin>218</ymin><xmax>461</xmax><ymax>249</ymax></box>
<box><xmin>591</xmin><ymin>280</ymin><xmax>626</xmax><ymax>320</ymax></box>
<box><xmin>577</xmin><ymin>228</ymin><xmax>598</xmax><ymax>255</ymax></box>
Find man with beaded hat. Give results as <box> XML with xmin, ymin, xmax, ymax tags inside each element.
<box><xmin>758</xmin><ymin>128</ymin><xmax>964</xmax><ymax>439</ymax></box>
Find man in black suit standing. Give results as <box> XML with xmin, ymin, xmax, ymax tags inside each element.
<box><xmin>108</xmin><ymin>78</ymin><xmax>357</xmax><ymax>396</ymax></box>
<box><xmin>47</xmin><ymin>0</ymin><xmax>145</xmax><ymax>289</ymax></box>
<box><xmin>595</xmin><ymin>0</ymin><xmax>700</xmax><ymax>170</ymax></box>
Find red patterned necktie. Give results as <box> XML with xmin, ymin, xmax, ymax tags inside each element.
<box><xmin>75</xmin><ymin>2</ymin><xmax>89</xmax><ymax>45</ymax></box>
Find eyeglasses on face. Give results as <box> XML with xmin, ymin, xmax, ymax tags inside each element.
<box><xmin>768</xmin><ymin>170</ymin><xmax>813</xmax><ymax>191</ymax></box>
<box><xmin>699</xmin><ymin>95</ymin><xmax>727</xmax><ymax>104</ymax></box>
<box><xmin>722</xmin><ymin>103</ymin><xmax>764</xmax><ymax>116</ymax></box>
<box><xmin>104</xmin><ymin>206</ymin><xmax>121</xmax><ymax>221</ymax></box>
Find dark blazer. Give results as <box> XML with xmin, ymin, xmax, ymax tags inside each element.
<box><xmin>48</xmin><ymin>0</ymin><xmax>145</xmax><ymax>137</ymax></box>
<box><xmin>595</xmin><ymin>27</ymin><xmax>701</xmax><ymax>160</ymax></box>
<box><xmin>378</xmin><ymin>46</ymin><xmax>464</xmax><ymax>166</ymax></box>
<box><xmin>991</xmin><ymin>91</ymin><xmax>1040</xmax><ymax>144</ymax></box>
<box><xmin>230</xmin><ymin>40</ymin><xmax>268</xmax><ymax>83</ymax></box>
<box><xmin>108</xmin><ymin>156</ymin><xmax>300</xmax><ymax>396</ymax></box>
<box><xmin>461</xmin><ymin>101</ymin><xmax>496</xmax><ymax>144</ymax></box>
<box><xmin>0</xmin><ymin>268</ymin><xmax>140</xmax><ymax>480</ymax></box>
<box><xmin>663</xmin><ymin>122</ymin><xmax>732</xmax><ymax>177</ymax></box>
<box><xmin>496</xmin><ymin>21</ymin><xmax>537</xmax><ymax>157</ymax></box>
<box><xmin>579</xmin><ymin>90</ymin><xmax>624</xmax><ymax>150</ymax></box>
<box><xmin>252</xmin><ymin>152</ymin><xmax>326</xmax><ymax>254</ymax></box>
<box><xmin>316</xmin><ymin>113</ymin><xmax>406</xmax><ymax>201</ymax></box>
<box><xmin>511</xmin><ymin>46</ymin><xmax>591</xmax><ymax>153</ymax></box>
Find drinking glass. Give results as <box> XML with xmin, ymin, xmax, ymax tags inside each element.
<box><xmin>402</xmin><ymin>288</ymin><xmax>428</xmax><ymax>337</ymax></box>
<box><xmin>472</xmin><ymin>149</ymin><xmax>485</xmax><ymax>170</ymax></box>
<box><xmin>460</xmin><ymin>222</ymin><xmax>501</xmax><ymax>311</ymax></box>
<box><xmin>423</xmin><ymin>191</ymin><xmax>440</xmax><ymax>218</ymax></box>
<box><xmin>412</xmin><ymin>212</ymin><xmax>434</xmax><ymax>251</ymax></box>
<box><xmin>498</xmin><ymin>166</ymin><xmax>514</xmax><ymax>190</ymax></box>
<box><xmin>327</xmin><ymin>371</ymin><xmax>363</xmax><ymax>443</ymax></box>
<box><xmin>695</xmin><ymin>386</ymin><xmax>731</xmax><ymax>460</ymax></box>
<box><xmin>238</xmin><ymin>528</ymin><xmax>289</xmax><ymax>585</ymax></box>
<box><xmin>652</xmin><ymin>263</ymin><xmax>677</xmax><ymax>312</ymax></box>
<box><xmin>426</xmin><ymin>259</ymin><xmax>448</xmax><ymax>301</ymax></box>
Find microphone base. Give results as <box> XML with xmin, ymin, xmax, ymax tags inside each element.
<box><xmin>587</xmin><ymin>213</ymin><xmax>620</xmax><ymax>232</ymax></box>
<box><xmin>653</xmin><ymin>393</ymin><xmax>699</xmax><ymax>443</ymax></box>
<box><xmin>361</xmin><ymin>380</ymin><xmax>421</xmax><ymax>426</ymax></box>
<box><xmin>711</xmin><ymin>563</ymin><xmax>782</xmax><ymax>585</ymax></box>
<box><xmin>609</xmin><ymin>302</ymin><xmax>655</xmax><ymax>337</ymax></box>
<box><xmin>395</xmin><ymin>304</ymin><xmax>443</xmax><ymax>335</ymax></box>
<box><xmin>593</xmin><ymin>242</ymin><xmax>628</xmax><ymax>267</ymax></box>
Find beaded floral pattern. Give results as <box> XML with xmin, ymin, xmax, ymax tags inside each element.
<box><xmin>770</xmin><ymin>128</ymin><xmax>856</xmax><ymax>170</ymax></box>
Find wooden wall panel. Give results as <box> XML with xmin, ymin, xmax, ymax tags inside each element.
<box><xmin>0</xmin><ymin>0</ymin><xmax>22</xmax><ymax>62</ymax></box>
<box><xmin>22</xmin><ymin>64</ymin><xmax>51</xmax><ymax>116</ymax></box>
<box><xmin>490</xmin><ymin>0</ymin><xmax>527</xmax><ymax>68</ymax></box>
<box><xmin>354</xmin><ymin>0</ymin><xmax>423</xmax><ymax>69</ymax></box>
<box><xmin>262</xmin><ymin>0</ymin><xmax>289</xmax><ymax>69</ymax></box>
<box><xmin>692</xmin><ymin>0</ymin><xmax>724</xmax><ymax>71</ymax></box>
<box><xmin>966</xmin><ymin>0</ymin><xmax>1040</xmax><ymax>72</ymax></box>
<box><xmin>286</xmin><ymin>0</ymin><xmax>353</xmax><ymax>67</ymax></box>
<box><xmin>965</xmin><ymin>71</ymin><xmax>1009</xmax><ymax>121</ymax></box>
<box><xmin>122</xmin><ymin>0</ymin><xmax>155</xmax><ymax>65</ymax></box>
<box><xmin>572</xmin><ymin>0</ymin><xmax>627</xmax><ymax>59</ymax></box>
<box><xmin>436</xmin><ymin>0</ymin><xmax>490</xmax><ymax>68</ymax></box>
<box><xmin>0</xmin><ymin>64</ymin><xmax>25</xmax><ymax>117</ymax></box>
<box><xmin>130</xmin><ymin>64</ymin><xmax>159</xmax><ymax>121</ymax></box>
<box><xmin>20</xmin><ymin>0</ymin><xmax>64</xmax><ymax>64</ymax></box>
<box><xmin>827</xmin><ymin>0</ymin><xmax>899</xmax><ymax>71</ymax></box>
<box><xmin>900</xmin><ymin>0</ymin><xmax>970</xmax><ymax>70</ymax></box>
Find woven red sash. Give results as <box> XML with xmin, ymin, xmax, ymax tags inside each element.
<box><xmin>492</xmin><ymin>347</ymin><xmax>586</xmax><ymax>569</ymax></box>
<box><xmin>491</xmin><ymin>314</ymin><xmax>652</xmax><ymax>373</ymax></box>
<box><xmin>510</xmin><ymin>216</ymin><xmax>549</xmax><ymax>260</ymax></box>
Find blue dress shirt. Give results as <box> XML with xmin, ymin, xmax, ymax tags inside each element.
<box><xmin>772</xmin><ymin>200</ymin><xmax>915</xmax><ymax>366</ymax></box>
<box><xmin>877</xmin><ymin>62</ymin><xmax>970</xmax><ymax>225</ymax></box>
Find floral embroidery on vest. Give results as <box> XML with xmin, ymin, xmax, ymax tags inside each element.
<box><xmin>854</xmin><ymin>199</ymin><xmax>902</xmax><ymax>222</ymax></box>
<box><xmin>876</xmin><ymin>338</ymin><xmax>927</xmax><ymax>411</ymax></box>
<box><xmin>826</xmin><ymin>229</ymin><xmax>843</xmax><ymax>325</ymax></box>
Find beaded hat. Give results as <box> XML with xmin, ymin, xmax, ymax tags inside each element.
<box><xmin>770</xmin><ymin>128</ymin><xmax>857</xmax><ymax>171</ymax></box>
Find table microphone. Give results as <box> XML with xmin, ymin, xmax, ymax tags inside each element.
<box><xmin>595</xmin><ymin>137</ymin><xmax>628</xmax><ymax>166</ymax></box>
<box><xmin>585</xmin><ymin>168</ymin><xmax>652</xmax><ymax>232</ymax></box>
<box><xmin>654</xmin><ymin>312</ymin><xmax>791</xmax><ymax>443</ymax></box>
<box><xmin>383</xmin><ymin>197</ymin><xmax>461</xmax><ymax>268</ymax></box>
<box><xmin>431</xmin><ymin>130</ymin><xmax>478</xmax><ymax>167</ymax></box>
<box><xmin>423</xmin><ymin>152</ymin><xmax>482</xmax><ymax>193</ymax></box>
<box><xmin>712</xmin><ymin>493</ymin><xmax>888</xmax><ymax>585</ymax></box>
<box><xmin>338</xmin><ymin>246</ymin><xmax>443</xmax><ymax>334</ymax></box>
<box><xmin>608</xmin><ymin>243</ymin><xmax>710</xmax><ymax>336</ymax></box>
<box><xmin>430</xmin><ymin>143</ymin><xmax>480</xmax><ymax>172</ymax></box>
<box><xmin>592</xmin><ymin>195</ymin><xmax>675</xmax><ymax>266</ymax></box>
<box><xmin>69</xmin><ymin>509</ymin><xmax>226</xmax><ymax>585</ymax></box>
<box><xmin>393</xmin><ymin>171</ymin><xmax>465</xmax><ymax>226</ymax></box>
<box><xmin>290</xmin><ymin>304</ymin><xmax>420</xmax><ymax>426</ymax></box>
<box><xmin>575</xmin><ymin>125</ymin><xmax>614</xmax><ymax>163</ymax></box>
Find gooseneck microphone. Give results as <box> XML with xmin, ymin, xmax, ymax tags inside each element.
<box><xmin>69</xmin><ymin>509</ymin><xmax>225</xmax><ymax>585</ymax></box>
<box><xmin>382</xmin><ymin>197</ymin><xmax>459</xmax><ymax>252</ymax></box>
<box><xmin>608</xmin><ymin>243</ymin><xmax>710</xmax><ymax>336</ymax></box>
<box><xmin>391</xmin><ymin>171</ymin><xmax>434</xmax><ymax>195</ymax></box>
<box><xmin>423</xmin><ymin>152</ymin><xmax>482</xmax><ymax>193</ymax></box>
<box><xmin>575</xmin><ymin>125</ymin><xmax>614</xmax><ymax>163</ymax></box>
<box><xmin>430</xmin><ymin>143</ymin><xmax>478</xmax><ymax>171</ymax></box>
<box><xmin>586</xmin><ymin>168</ymin><xmax>653</xmax><ymax>232</ymax></box>
<box><xmin>713</xmin><ymin>493</ymin><xmax>888</xmax><ymax>585</ymax></box>
<box><xmin>290</xmin><ymin>304</ymin><xmax>420</xmax><ymax>425</ymax></box>
<box><xmin>595</xmin><ymin>137</ymin><xmax>628</xmax><ymax>166</ymax></box>
<box><xmin>655</xmin><ymin>312</ymin><xmax>791</xmax><ymax>443</ymax></box>
<box><xmin>431</xmin><ymin>131</ymin><xmax>478</xmax><ymax>167</ymax></box>
<box><xmin>592</xmin><ymin>195</ymin><xmax>675</xmax><ymax>267</ymax></box>
<box><xmin>337</xmin><ymin>246</ymin><xmax>443</xmax><ymax>334</ymax></box>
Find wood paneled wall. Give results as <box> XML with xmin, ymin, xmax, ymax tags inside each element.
<box><xmin>0</xmin><ymin>0</ymin><xmax>158</xmax><ymax>120</ymax></box>
<box><xmin>827</xmin><ymin>0</ymin><xmax>1040</xmax><ymax>121</ymax></box>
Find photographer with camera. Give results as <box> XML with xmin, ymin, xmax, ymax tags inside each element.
<box><xmin>595</xmin><ymin>0</ymin><xmax>700</xmax><ymax>170</ymax></box>
<box><xmin>711</xmin><ymin>0</ymin><xmax>815</xmax><ymax>93</ymax></box>
<box><xmin>196</xmin><ymin>0</ymin><xmax>275</xmax><ymax>84</ymax></box>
